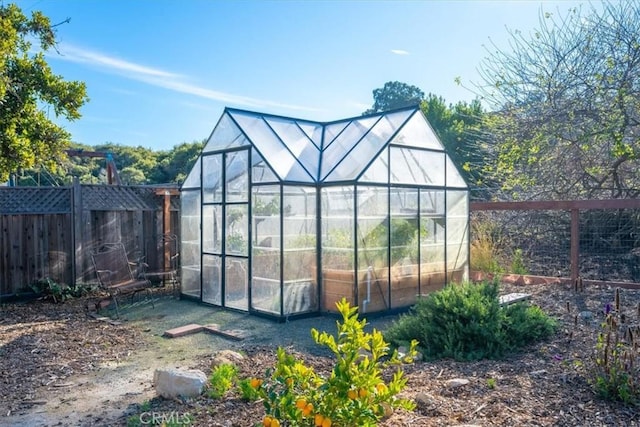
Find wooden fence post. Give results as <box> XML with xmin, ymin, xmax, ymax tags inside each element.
<box><xmin>72</xmin><ymin>177</ymin><xmax>83</xmax><ymax>284</ymax></box>
<box><xmin>570</xmin><ymin>208</ymin><xmax>580</xmax><ymax>283</ymax></box>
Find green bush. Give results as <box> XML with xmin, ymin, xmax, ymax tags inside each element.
<box><xmin>244</xmin><ymin>298</ymin><xmax>417</xmax><ymax>427</ymax></box>
<box><xmin>208</xmin><ymin>363</ymin><xmax>238</xmax><ymax>399</ymax></box>
<box><xmin>385</xmin><ymin>281</ymin><xmax>557</xmax><ymax>361</ymax></box>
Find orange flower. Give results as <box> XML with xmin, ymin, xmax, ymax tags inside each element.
<box><xmin>322</xmin><ymin>417</ymin><xmax>332</xmax><ymax>427</ymax></box>
<box><xmin>270</xmin><ymin>418</ymin><xmax>280</xmax><ymax>427</ymax></box>
<box><xmin>376</xmin><ymin>383</ymin><xmax>387</xmax><ymax>394</ymax></box>
<box><xmin>314</xmin><ymin>413</ymin><xmax>324</xmax><ymax>426</ymax></box>
<box><xmin>263</xmin><ymin>415</ymin><xmax>272</xmax><ymax>427</ymax></box>
<box><xmin>358</xmin><ymin>388</ymin><xmax>369</xmax><ymax>398</ymax></box>
<box><xmin>295</xmin><ymin>398</ymin><xmax>307</xmax><ymax>409</ymax></box>
<box><xmin>347</xmin><ymin>389</ymin><xmax>358</xmax><ymax>400</ymax></box>
<box><xmin>250</xmin><ymin>378</ymin><xmax>263</xmax><ymax>388</ymax></box>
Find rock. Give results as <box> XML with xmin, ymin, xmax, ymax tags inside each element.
<box><xmin>154</xmin><ymin>368</ymin><xmax>207</xmax><ymax>399</ymax></box>
<box><xmin>578</xmin><ymin>311</ymin><xmax>594</xmax><ymax>322</ymax></box>
<box><xmin>211</xmin><ymin>349</ymin><xmax>244</xmax><ymax>367</ymax></box>
<box><xmin>530</xmin><ymin>369</ymin><xmax>547</xmax><ymax>377</ymax></box>
<box><xmin>446</xmin><ymin>378</ymin><xmax>470</xmax><ymax>389</ymax></box>
<box><xmin>415</xmin><ymin>391</ymin><xmax>437</xmax><ymax>407</ymax></box>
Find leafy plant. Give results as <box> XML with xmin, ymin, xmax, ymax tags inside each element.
<box><xmin>586</xmin><ymin>288</ymin><xmax>639</xmax><ymax>406</ymax></box>
<box><xmin>385</xmin><ymin>280</ymin><xmax>557</xmax><ymax>361</ymax></box>
<box><xmin>208</xmin><ymin>363</ymin><xmax>238</xmax><ymax>399</ymax></box>
<box><xmin>509</xmin><ymin>248</ymin><xmax>528</xmax><ymax>275</ymax></box>
<box><xmin>30</xmin><ymin>278</ymin><xmax>91</xmax><ymax>303</ymax></box>
<box><xmin>470</xmin><ymin>217</ymin><xmax>505</xmax><ymax>274</ymax></box>
<box><xmin>244</xmin><ymin>298</ymin><xmax>417</xmax><ymax>426</ymax></box>
<box><xmin>486</xmin><ymin>378</ymin><xmax>497</xmax><ymax>389</ymax></box>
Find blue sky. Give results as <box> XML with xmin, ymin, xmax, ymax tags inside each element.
<box><xmin>20</xmin><ymin>0</ymin><xmax>591</xmax><ymax>151</ymax></box>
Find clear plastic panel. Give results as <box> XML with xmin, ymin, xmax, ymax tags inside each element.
<box><xmin>229</xmin><ymin>111</ymin><xmax>313</xmax><ymax>182</ymax></box>
<box><xmin>226</xmin><ymin>150</ymin><xmax>249</xmax><ymax>203</ymax></box>
<box><xmin>359</xmin><ymin>149</ymin><xmax>389</xmax><ymax>183</ymax></box>
<box><xmin>225</xmin><ymin>257</ymin><xmax>248</xmax><ymax>310</ymax></box>
<box><xmin>266</xmin><ymin>117</ymin><xmax>320</xmax><ymax>179</ymax></box>
<box><xmin>357</xmin><ymin>186</ymin><xmax>389</xmax><ymax>313</ymax></box>
<box><xmin>203</xmin><ymin>112</ymin><xmax>249</xmax><ymax>153</ymax></box>
<box><xmin>203</xmin><ymin>154</ymin><xmax>222</xmax><ymax>203</ymax></box>
<box><xmin>226</xmin><ymin>204</ymin><xmax>248</xmax><ymax>256</ymax></box>
<box><xmin>321</xmin><ymin>186</ymin><xmax>355</xmax><ymax>311</ymax></box>
<box><xmin>446</xmin><ymin>190</ymin><xmax>469</xmax><ymax>283</ymax></box>
<box><xmin>446</xmin><ymin>156</ymin><xmax>468</xmax><ymax>188</ymax></box>
<box><xmin>325</xmin><ymin>112</ymin><xmax>403</xmax><ymax>182</ymax></box>
<box><xmin>389</xmin><ymin>187</ymin><xmax>419</xmax><ymax>309</ymax></box>
<box><xmin>321</xmin><ymin>116</ymin><xmax>380</xmax><ymax>180</ymax></box>
<box><xmin>323</xmin><ymin>120</ymin><xmax>350</xmax><ymax>147</ymax></box>
<box><xmin>252</xmin><ymin>149</ymin><xmax>279</xmax><ymax>183</ymax></box>
<box><xmin>182</xmin><ymin>157</ymin><xmax>201</xmax><ymax>189</ymax></box>
<box><xmin>297</xmin><ymin>120</ymin><xmax>323</xmax><ymax>149</ymax></box>
<box><xmin>202</xmin><ymin>205</ymin><xmax>222</xmax><ymax>254</ymax></box>
<box><xmin>420</xmin><ymin>189</ymin><xmax>446</xmax><ymax>295</ymax></box>
<box><xmin>202</xmin><ymin>254</ymin><xmax>221</xmax><ymax>305</ymax></box>
<box><xmin>282</xmin><ymin>186</ymin><xmax>317</xmax><ymax>314</ymax></box>
<box><xmin>251</xmin><ymin>185</ymin><xmax>281</xmax><ymax>314</ymax></box>
<box><xmin>390</xmin><ymin>147</ymin><xmax>445</xmax><ymax>186</ymax></box>
<box><xmin>420</xmin><ymin>189</ymin><xmax>446</xmax><ymax>215</ymax></box>
<box><xmin>391</xmin><ymin>111</ymin><xmax>444</xmax><ymax>150</ymax></box>
<box><xmin>180</xmin><ymin>190</ymin><xmax>201</xmax><ymax>298</ymax></box>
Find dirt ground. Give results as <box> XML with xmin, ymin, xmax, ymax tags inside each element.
<box><xmin>1</xmin><ymin>282</ymin><xmax>640</xmax><ymax>427</ymax></box>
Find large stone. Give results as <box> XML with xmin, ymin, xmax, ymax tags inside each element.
<box><xmin>154</xmin><ymin>368</ymin><xmax>207</xmax><ymax>399</ymax></box>
<box><xmin>211</xmin><ymin>349</ymin><xmax>245</xmax><ymax>367</ymax></box>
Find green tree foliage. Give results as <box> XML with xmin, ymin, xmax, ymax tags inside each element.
<box><xmin>0</xmin><ymin>4</ymin><xmax>88</xmax><ymax>182</ymax></box>
<box><xmin>364</xmin><ymin>81</ymin><xmax>424</xmax><ymax>114</ymax></box>
<box><xmin>420</xmin><ymin>94</ymin><xmax>489</xmax><ymax>188</ymax></box>
<box><xmin>14</xmin><ymin>140</ymin><xmax>204</xmax><ymax>186</ymax></box>
<box><xmin>477</xmin><ymin>2</ymin><xmax>640</xmax><ymax>199</ymax></box>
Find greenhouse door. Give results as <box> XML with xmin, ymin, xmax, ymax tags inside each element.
<box><xmin>201</xmin><ymin>149</ymin><xmax>250</xmax><ymax>311</ymax></box>
<box><xmin>222</xmin><ymin>149</ymin><xmax>249</xmax><ymax>311</ymax></box>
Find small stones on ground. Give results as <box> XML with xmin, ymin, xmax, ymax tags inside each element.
<box><xmin>530</xmin><ymin>369</ymin><xmax>548</xmax><ymax>377</ymax></box>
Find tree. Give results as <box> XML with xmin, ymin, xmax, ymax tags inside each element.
<box><xmin>477</xmin><ymin>2</ymin><xmax>640</xmax><ymax>199</ymax></box>
<box><xmin>364</xmin><ymin>81</ymin><xmax>424</xmax><ymax>114</ymax></box>
<box><xmin>0</xmin><ymin>4</ymin><xmax>88</xmax><ymax>183</ymax></box>
<box><xmin>420</xmin><ymin>94</ymin><xmax>489</xmax><ymax>189</ymax></box>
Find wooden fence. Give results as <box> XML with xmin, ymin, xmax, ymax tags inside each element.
<box><xmin>0</xmin><ymin>181</ymin><xmax>179</xmax><ymax>299</ymax></box>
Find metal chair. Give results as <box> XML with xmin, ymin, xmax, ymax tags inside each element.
<box><xmin>140</xmin><ymin>234</ymin><xmax>180</xmax><ymax>295</ymax></box>
<box><xmin>91</xmin><ymin>242</ymin><xmax>153</xmax><ymax>317</ymax></box>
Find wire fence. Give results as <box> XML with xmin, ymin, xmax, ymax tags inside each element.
<box><xmin>470</xmin><ymin>203</ymin><xmax>640</xmax><ymax>283</ymax></box>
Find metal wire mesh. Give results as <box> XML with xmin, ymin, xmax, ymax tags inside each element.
<box><xmin>470</xmin><ymin>208</ymin><xmax>640</xmax><ymax>282</ymax></box>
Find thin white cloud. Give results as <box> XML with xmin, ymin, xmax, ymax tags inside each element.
<box><xmin>391</xmin><ymin>49</ymin><xmax>410</xmax><ymax>55</ymax></box>
<box><xmin>50</xmin><ymin>43</ymin><xmax>319</xmax><ymax>112</ymax></box>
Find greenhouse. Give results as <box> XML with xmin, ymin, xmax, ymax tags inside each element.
<box><xmin>180</xmin><ymin>106</ymin><xmax>469</xmax><ymax>319</ymax></box>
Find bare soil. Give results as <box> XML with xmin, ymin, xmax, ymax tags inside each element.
<box><xmin>1</xmin><ymin>282</ymin><xmax>640</xmax><ymax>427</ymax></box>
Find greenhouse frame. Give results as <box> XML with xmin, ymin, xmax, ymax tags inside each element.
<box><xmin>180</xmin><ymin>106</ymin><xmax>469</xmax><ymax>319</ymax></box>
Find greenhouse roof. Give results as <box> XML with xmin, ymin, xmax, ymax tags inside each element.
<box><xmin>183</xmin><ymin>105</ymin><xmax>467</xmax><ymax>188</ymax></box>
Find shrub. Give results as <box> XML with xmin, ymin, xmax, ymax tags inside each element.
<box><xmin>245</xmin><ymin>298</ymin><xmax>417</xmax><ymax>427</ymax></box>
<box><xmin>585</xmin><ymin>288</ymin><xmax>639</xmax><ymax>406</ymax></box>
<box><xmin>470</xmin><ymin>217</ymin><xmax>505</xmax><ymax>273</ymax></box>
<box><xmin>385</xmin><ymin>280</ymin><xmax>557</xmax><ymax>361</ymax></box>
<box><xmin>208</xmin><ymin>363</ymin><xmax>238</xmax><ymax>399</ymax></box>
